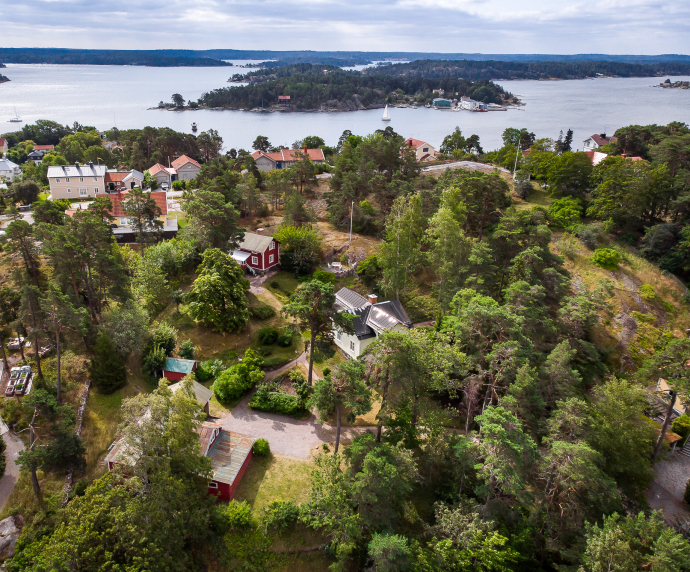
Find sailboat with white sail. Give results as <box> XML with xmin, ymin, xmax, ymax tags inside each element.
<box><xmin>381</xmin><ymin>105</ymin><xmax>391</xmax><ymax>121</ymax></box>
<box><xmin>9</xmin><ymin>106</ymin><xmax>21</xmax><ymax>123</ymax></box>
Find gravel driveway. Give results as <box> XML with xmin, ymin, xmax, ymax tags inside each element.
<box><xmin>647</xmin><ymin>453</ymin><xmax>690</xmax><ymax>524</ymax></box>
<box><xmin>218</xmin><ymin>391</ymin><xmax>369</xmax><ymax>459</ymax></box>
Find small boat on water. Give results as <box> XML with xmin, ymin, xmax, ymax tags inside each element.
<box><xmin>191</xmin><ymin>122</ymin><xmax>198</xmax><ymax>131</ymax></box>
<box><xmin>9</xmin><ymin>106</ymin><xmax>21</xmax><ymax>123</ymax></box>
<box><xmin>381</xmin><ymin>105</ymin><xmax>391</xmax><ymax>121</ymax></box>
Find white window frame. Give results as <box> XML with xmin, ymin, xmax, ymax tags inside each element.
<box><xmin>423</xmin><ymin>147</ymin><xmax>429</xmax><ymax>152</ymax></box>
<box><xmin>251</xmin><ymin>255</ymin><xmax>258</xmax><ymax>265</ymax></box>
<box><xmin>56</xmin><ymin>178</ymin><xmax>61</xmax><ymax>183</ymax></box>
<box><xmin>270</xmin><ymin>241</ymin><xmax>275</xmax><ymax>250</ymax></box>
<box><xmin>350</xmin><ymin>341</ymin><xmax>355</xmax><ymax>352</ymax></box>
<box><xmin>269</xmin><ymin>254</ymin><xmax>274</xmax><ymax>263</ymax></box>
<box><xmin>93</xmin><ymin>177</ymin><xmax>98</xmax><ymax>182</ymax></box>
<box><xmin>336</xmin><ymin>330</ymin><xmax>342</xmax><ymax>341</ymax></box>
<box><xmin>65</xmin><ymin>177</ymin><xmax>70</xmax><ymax>182</ymax></box>
<box><xmin>120</xmin><ymin>218</ymin><xmax>129</xmax><ymax>226</ymax></box>
<box><xmin>79</xmin><ymin>177</ymin><xmax>84</xmax><ymax>182</ymax></box>
<box><xmin>208</xmin><ymin>482</ymin><xmax>218</xmax><ymax>489</ymax></box>
<box><xmin>66</xmin><ymin>188</ymin><xmax>71</xmax><ymax>193</ymax></box>
<box><xmin>79</xmin><ymin>188</ymin><xmax>88</xmax><ymax>197</ymax></box>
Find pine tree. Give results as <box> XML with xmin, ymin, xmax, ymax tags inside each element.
<box><xmin>90</xmin><ymin>331</ymin><xmax>127</xmax><ymax>394</ymax></box>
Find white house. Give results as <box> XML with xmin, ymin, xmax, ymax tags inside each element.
<box><xmin>0</xmin><ymin>158</ymin><xmax>22</xmax><ymax>182</ymax></box>
<box><xmin>402</xmin><ymin>138</ymin><xmax>436</xmax><ymax>161</ymax></box>
<box><xmin>583</xmin><ymin>133</ymin><xmax>618</xmax><ymax>152</ymax></box>
<box><xmin>333</xmin><ymin>288</ymin><xmax>413</xmax><ymax>359</ymax></box>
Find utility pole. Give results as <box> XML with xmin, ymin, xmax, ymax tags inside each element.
<box><xmin>349</xmin><ymin>201</ymin><xmax>354</xmax><ymax>242</ymax></box>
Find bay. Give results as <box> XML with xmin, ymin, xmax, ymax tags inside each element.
<box><xmin>1</xmin><ymin>63</ymin><xmax>689</xmax><ymax>152</ymax></box>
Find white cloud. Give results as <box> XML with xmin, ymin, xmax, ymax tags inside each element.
<box><xmin>0</xmin><ymin>0</ymin><xmax>688</xmax><ymax>53</ymax></box>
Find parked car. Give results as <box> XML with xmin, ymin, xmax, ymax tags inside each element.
<box><xmin>7</xmin><ymin>337</ymin><xmax>25</xmax><ymax>350</ymax></box>
<box><xmin>161</xmin><ymin>183</ymin><xmax>170</xmax><ymax>191</ymax></box>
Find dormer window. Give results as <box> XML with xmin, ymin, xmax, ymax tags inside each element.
<box><xmin>270</xmin><ymin>241</ymin><xmax>275</xmax><ymax>250</ymax></box>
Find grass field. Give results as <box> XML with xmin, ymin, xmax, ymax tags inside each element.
<box><xmin>233</xmin><ymin>454</ymin><xmax>313</xmax><ymax>516</ymax></box>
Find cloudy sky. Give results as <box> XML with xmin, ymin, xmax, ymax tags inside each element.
<box><xmin>1</xmin><ymin>0</ymin><xmax>689</xmax><ymax>54</ymax></box>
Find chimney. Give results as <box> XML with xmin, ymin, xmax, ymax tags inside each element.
<box><xmin>256</xmin><ymin>228</ymin><xmax>264</xmax><ymax>235</ymax></box>
<box><xmin>74</xmin><ymin>161</ymin><xmax>79</xmax><ymax>167</ymax></box>
<box><xmin>600</xmin><ymin>133</ymin><xmax>606</xmax><ymax>138</ymax></box>
<box><xmin>367</xmin><ymin>294</ymin><xmax>378</xmax><ymax>304</ymax></box>
<box><xmin>303</xmin><ymin>145</ymin><xmax>307</xmax><ymax>154</ymax></box>
<box><xmin>621</xmin><ymin>153</ymin><xmax>627</xmax><ymax>158</ymax></box>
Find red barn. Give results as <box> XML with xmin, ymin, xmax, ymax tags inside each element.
<box><xmin>198</xmin><ymin>423</ymin><xmax>255</xmax><ymax>500</ymax></box>
<box><xmin>231</xmin><ymin>230</ymin><xmax>280</xmax><ymax>275</ymax></box>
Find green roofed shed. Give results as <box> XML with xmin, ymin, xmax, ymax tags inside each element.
<box><xmin>163</xmin><ymin>357</ymin><xmax>198</xmax><ymax>382</ymax></box>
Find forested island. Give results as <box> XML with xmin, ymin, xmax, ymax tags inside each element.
<box><xmin>0</xmin><ymin>48</ymin><xmax>230</xmax><ymax>67</ymax></box>
<box><xmin>365</xmin><ymin>58</ymin><xmax>690</xmax><ymax>80</ymax></box>
<box><xmin>0</xmin><ymin>74</ymin><xmax>9</xmax><ymax>83</ymax></box>
<box><xmin>204</xmin><ymin>63</ymin><xmax>516</xmax><ymax>111</ymax></box>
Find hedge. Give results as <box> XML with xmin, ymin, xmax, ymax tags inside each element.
<box><xmin>250</xmin><ymin>304</ymin><xmax>277</xmax><ymax>320</ymax></box>
<box><xmin>249</xmin><ymin>388</ymin><xmax>306</xmax><ymax>418</ymax></box>
<box><xmin>672</xmin><ymin>414</ymin><xmax>690</xmax><ymax>446</ymax></box>
<box><xmin>262</xmin><ymin>356</ymin><xmax>292</xmax><ymax>369</ymax></box>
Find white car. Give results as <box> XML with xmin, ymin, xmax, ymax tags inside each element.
<box><xmin>161</xmin><ymin>183</ymin><xmax>170</xmax><ymax>191</ymax></box>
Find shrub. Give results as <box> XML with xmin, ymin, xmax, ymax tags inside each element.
<box><xmin>269</xmin><ymin>280</ymin><xmax>280</xmax><ymax>289</ymax></box>
<box><xmin>575</xmin><ymin>223</ymin><xmax>604</xmax><ymax>249</ymax></box>
<box><xmin>212</xmin><ymin>350</ymin><xmax>263</xmax><ymax>403</ymax></box>
<box><xmin>178</xmin><ymin>339</ymin><xmax>194</xmax><ymax>360</ymax></box>
<box><xmin>340</xmin><ymin>253</ymin><xmax>349</xmax><ymax>266</ymax></box>
<box><xmin>558</xmin><ymin>232</ymin><xmax>578</xmax><ymax>260</ymax></box>
<box><xmin>218</xmin><ymin>500</ymin><xmax>254</xmax><ymax>531</ymax></box>
<box><xmin>262</xmin><ymin>356</ymin><xmax>291</xmax><ymax>369</ymax></box>
<box><xmin>258</xmin><ymin>346</ymin><xmax>272</xmax><ymax>357</ymax></box>
<box><xmin>549</xmin><ymin>196</ymin><xmax>583</xmax><ymax>229</ymax></box>
<box><xmin>196</xmin><ymin>359</ymin><xmax>225</xmax><ymax>382</ymax></box>
<box><xmin>258</xmin><ymin>327</ymin><xmax>279</xmax><ymax>345</ymax></box>
<box><xmin>312</xmin><ymin>269</ymin><xmax>335</xmax><ymax>285</ymax></box>
<box><xmin>250</xmin><ymin>303</ymin><xmax>276</xmax><ymax>320</ymax></box>
<box><xmin>172</xmin><ymin>181</ymin><xmax>184</xmax><ymax>190</ymax></box>
<box><xmin>262</xmin><ymin>500</ymin><xmax>300</xmax><ymax>532</ymax></box>
<box><xmin>639</xmin><ymin>284</ymin><xmax>657</xmax><ymax>302</ymax></box>
<box><xmin>592</xmin><ymin>248</ymin><xmax>622</xmax><ymax>269</ymax></box>
<box><xmin>672</xmin><ymin>414</ymin><xmax>690</xmax><ymax>445</ymax></box>
<box><xmin>249</xmin><ymin>388</ymin><xmax>306</xmax><ymax>417</ymax></box>
<box><xmin>146</xmin><ymin>323</ymin><xmax>178</xmax><ymax>357</ymax></box>
<box><xmin>253</xmin><ymin>438</ymin><xmax>270</xmax><ymax>456</ymax></box>
<box><xmin>289</xmin><ymin>370</ymin><xmax>311</xmax><ymax>402</ymax></box>
<box><xmin>276</xmin><ymin>332</ymin><xmax>293</xmax><ymax>347</ymax></box>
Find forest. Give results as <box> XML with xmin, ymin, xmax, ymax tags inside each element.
<box><xmin>0</xmin><ymin>48</ymin><xmax>230</xmax><ymax>67</ymax></box>
<box><xmin>0</xmin><ymin>120</ymin><xmax>689</xmax><ymax>572</ymax></box>
<box><xmin>367</xmin><ymin>59</ymin><xmax>690</xmax><ymax>80</ymax></box>
<box><xmin>203</xmin><ymin>64</ymin><xmax>515</xmax><ymax>109</ymax></box>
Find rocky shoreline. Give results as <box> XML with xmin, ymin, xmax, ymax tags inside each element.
<box><xmin>655</xmin><ymin>80</ymin><xmax>690</xmax><ymax>89</ymax></box>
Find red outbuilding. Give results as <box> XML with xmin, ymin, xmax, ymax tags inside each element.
<box><xmin>231</xmin><ymin>230</ymin><xmax>280</xmax><ymax>275</ymax></box>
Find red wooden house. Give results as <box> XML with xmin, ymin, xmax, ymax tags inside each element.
<box><xmin>231</xmin><ymin>230</ymin><xmax>280</xmax><ymax>274</ymax></box>
<box><xmin>198</xmin><ymin>423</ymin><xmax>255</xmax><ymax>500</ymax></box>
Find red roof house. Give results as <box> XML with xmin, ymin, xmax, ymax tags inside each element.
<box><xmin>583</xmin><ymin>133</ymin><xmax>618</xmax><ymax>152</ymax></box>
<box><xmin>171</xmin><ymin>155</ymin><xmax>202</xmax><ymax>181</ymax></box>
<box><xmin>198</xmin><ymin>424</ymin><xmax>255</xmax><ymax>500</ymax></box>
<box><xmin>402</xmin><ymin>138</ymin><xmax>436</xmax><ymax>161</ymax></box>
<box><xmin>33</xmin><ymin>144</ymin><xmax>55</xmax><ymax>151</ymax></box>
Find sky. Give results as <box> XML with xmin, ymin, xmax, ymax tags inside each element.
<box><xmin>1</xmin><ymin>0</ymin><xmax>689</xmax><ymax>54</ymax></box>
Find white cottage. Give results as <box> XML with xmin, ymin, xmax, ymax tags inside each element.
<box><xmin>333</xmin><ymin>288</ymin><xmax>413</xmax><ymax>359</ymax></box>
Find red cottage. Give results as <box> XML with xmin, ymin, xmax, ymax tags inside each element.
<box><xmin>231</xmin><ymin>230</ymin><xmax>280</xmax><ymax>275</ymax></box>
<box><xmin>198</xmin><ymin>423</ymin><xmax>255</xmax><ymax>500</ymax></box>
<box><xmin>162</xmin><ymin>357</ymin><xmax>198</xmax><ymax>382</ymax></box>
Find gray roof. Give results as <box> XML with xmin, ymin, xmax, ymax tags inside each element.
<box><xmin>335</xmin><ymin>287</ymin><xmax>370</xmax><ymax>311</ymax></box>
<box><xmin>238</xmin><ymin>232</ymin><xmax>274</xmax><ymax>253</ymax></box>
<box><xmin>0</xmin><ymin>158</ymin><xmax>19</xmax><ymax>171</ymax></box>
<box><xmin>169</xmin><ymin>378</ymin><xmax>212</xmax><ymax>407</ymax></box>
<box><xmin>335</xmin><ymin>288</ymin><xmax>412</xmax><ymax>340</ymax></box>
<box><xmin>123</xmin><ymin>169</ymin><xmax>144</xmax><ymax>182</ymax></box>
<box><xmin>47</xmin><ymin>164</ymin><xmax>107</xmax><ymax>178</ymax></box>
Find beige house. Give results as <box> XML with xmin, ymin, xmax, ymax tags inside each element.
<box><xmin>47</xmin><ymin>163</ymin><xmax>106</xmax><ymax>200</ymax></box>
<box><xmin>251</xmin><ymin>148</ymin><xmax>326</xmax><ymax>172</ymax></box>
<box><xmin>403</xmin><ymin>138</ymin><xmax>436</xmax><ymax>161</ymax></box>
<box><xmin>333</xmin><ymin>288</ymin><xmax>413</xmax><ymax>359</ymax></box>
<box><xmin>171</xmin><ymin>155</ymin><xmax>201</xmax><ymax>181</ymax></box>
<box><xmin>148</xmin><ymin>163</ymin><xmax>177</xmax><ymax>187</ymax></box>
<box><xmin>0</xmin><ymin>138</ymin><xmax>8</xmax><ymax>157</ymax></box>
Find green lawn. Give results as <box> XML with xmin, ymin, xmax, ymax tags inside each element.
<box><xmin>233</xmin><ymin>455</ymin><xmax>313</xmax><ymax>516</ymax></box>
<box><xmin>264</xmin><ymin>271</ymin><xmax>301</xmax><ymax>302</ymax></box>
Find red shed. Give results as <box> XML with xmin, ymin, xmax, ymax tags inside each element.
<box><xmin>198</xmin><ymin>423</ymin><xmax>255</xmax><ymax>500</ymax></box>
<box><xmin>162</xmin><ymin>357</ymin><xmax>197</xmax><ymax>382</ymax></box>
<box><xmin>231</xmin><ymin>230</ymin><xmax>280</xmax><ymax>275</ymax></box>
